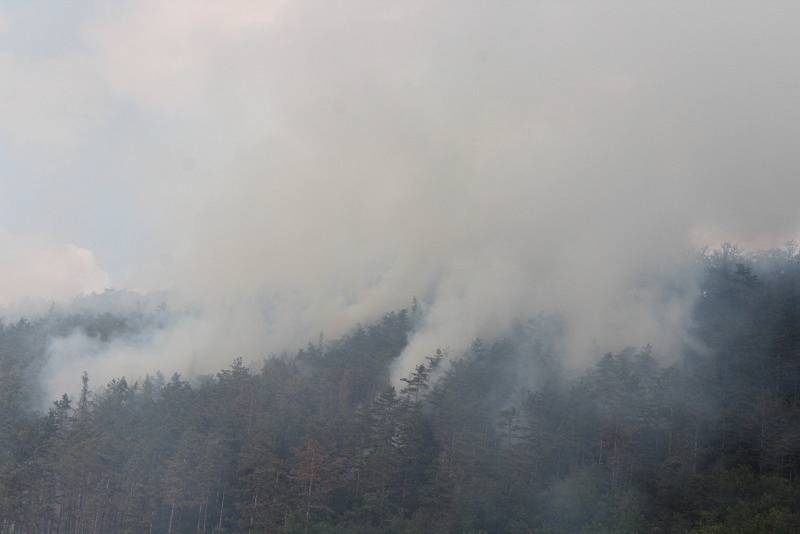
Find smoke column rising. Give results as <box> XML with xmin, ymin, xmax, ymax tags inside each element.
<box><xmin>2</xmin><ymin>1</ymin><xmax>800</xmax><ymax>393</ymax></box>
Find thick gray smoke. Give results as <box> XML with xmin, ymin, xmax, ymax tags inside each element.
<box><xmin>2</xmin><ymin>1</ymin><xmax>800</xmax><ymax>395</ymax></box>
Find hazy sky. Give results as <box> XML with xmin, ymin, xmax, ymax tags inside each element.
<box><xmin>3</xmin><ymin>2</ymin><xmax>800</xmax><ymax>390</ymax></box>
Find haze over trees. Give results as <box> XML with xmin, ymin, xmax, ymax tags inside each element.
<box><xmin>2</xmin><ymin>245</ymin><xmax>800</xmax><ymax>533</ymax></box>
<box><xmin>3</xmin><ymin>2</ymin><xmax>800</xmax><ymax>533</ymax></box>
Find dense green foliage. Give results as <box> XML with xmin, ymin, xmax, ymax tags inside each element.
<box><xmin>2</xmin><ymin>245</ymin><xmax>800</xmax><ymax>533</ymax></box>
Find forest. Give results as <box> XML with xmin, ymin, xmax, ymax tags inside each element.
<box><xmin>2</xmin><ymin>245</ymin><xmax>800</xmax><ymax>534</ymax></box>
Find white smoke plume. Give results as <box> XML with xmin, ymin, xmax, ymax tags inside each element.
<box><xmin>0</xmin><ymin>230</ymin><xmax>109</xmax><ymax>307</ymax></box>
<box><xmin>2</xmin><ymin>2</ymin><xmax>800</xmax><ymax>395</ymax></box>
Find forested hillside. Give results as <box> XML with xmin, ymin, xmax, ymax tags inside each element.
<box><xmin>2</xmin><ymin>246</ymin><xmax>800</xmax><ymax>533</ymax></box>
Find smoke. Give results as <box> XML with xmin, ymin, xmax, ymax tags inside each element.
<box><xmin>3</xmin><ymin>2</ymin><xmax>800</xmax><ymax>394</ymax></box>
<box><xmin>0</xmin><ymin>230</ymin><xmax>109</xmax><ymax>307</ymax></box>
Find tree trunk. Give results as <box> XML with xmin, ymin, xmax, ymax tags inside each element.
<box><xmin>305</xmin><ymin>472</ymin><xmax>314</xmax><ymax>534</ymax></box>
<box><xmin>203</xmin><ymin>494</ymin><xmax>208</xmax><ymax>533</ymax></box>
<box><xmin>217</xmin><ymin>488</ymin><xmax>225</xmax><ymax>531</ymax></box>
<box><xmin>248</xmin><ymin>494</ymin><xmax>257</xmax><ymax>534</ymax></box>
<box><xmin>168</xmin><ymin>502</ymin><xmax>175</xmax><ymax>534</ymax></box>
<box><xmin>74</xmin><ymin>489</ymin><xmax>82</xmax><ymax>534</ymax></box>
